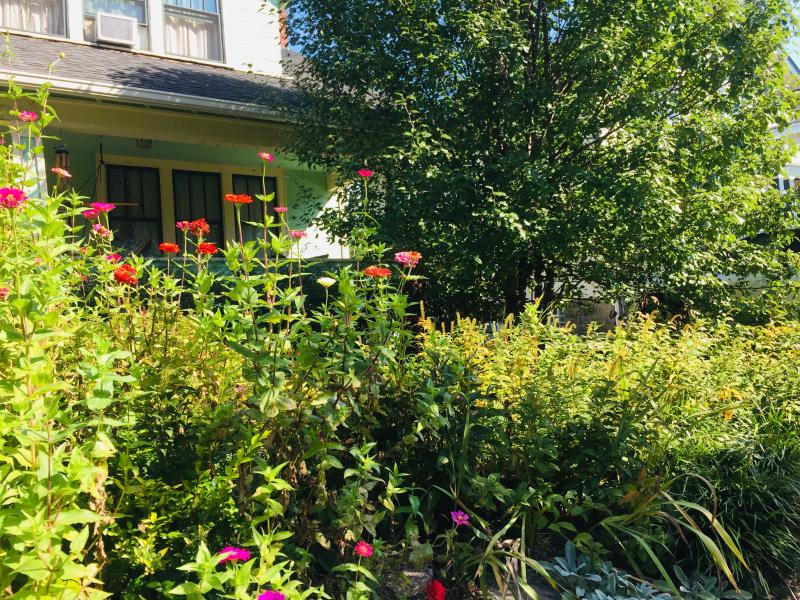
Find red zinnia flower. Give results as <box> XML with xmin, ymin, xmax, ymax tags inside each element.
<box><xmin>274</xmin><ymin>206</ymin><xmax>288</xmax><ymax>214</ymax></box>
<box><xmin>289</xmin><ymin>230</ymin><xmax>307</xmax><ymax>239</ymax></box>
<box><xmin>224</xmin><ymin>193</ymin><xmax>253</xmax><ymax>204</ymax></box>
<box><xmin>426</xmin><ymin>579</ymin><xmax>446</xmax><ymax>600</ymax></box>
<box><xmin>358</xmin><ymin>168</ymin><xmax>374</xmax><ymax>178</ymax></box>
<box><xmin>258</xmin><ymin>151</ymin><xmax>275</xmax><ymax>163</ymax></box>
<box><xmin>188</xmin><ymin>218</ymin><xmax>211</xmax><ymax>237</ymax></box>
<box><xmin>106</xmin><ymin>253</ymin><xmax>122</xmax><ymax>263</ymax></box>
<box><xmin>197</xmin><ymin>242</ymin><xmax>218</xmax><ymax>255</ymax></box>
<box><xmin>0</xmin><ymin>287</ymin><xmax>9</xmax><ymax>300</ymax></box>
<box><xmin>354</xmin><ymin>541</ymin><xmax>373</xmax><ymax>558</ymax></box>
<box><xmin>159</xmin><ymin>242</ymin><xmax>180</xmax><ymax>254</ymax></box>
<box><xmin>364</xmin><ymin>265</ymin><xmax>391</xmax><ymax>278</ymax></box>
<box><xmin>18</xmin><ymin>111</ymin><xmax>38</xmax><ymax>122</ymax></box>
<box><xmin>114</xmin><ymin>264</ymin><xmax>137</xmax><ymax>285</ymax></box>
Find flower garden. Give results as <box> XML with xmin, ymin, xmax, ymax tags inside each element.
<box><xmin>2</xmin><ymin>79</ymin><xmax>800</xmax><ymax>600</ymax></box>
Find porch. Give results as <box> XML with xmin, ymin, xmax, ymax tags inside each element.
<box><xmin>41</xmin><ymin>96</ymin><xmax>345</xmax><ymax>259</ymax></box>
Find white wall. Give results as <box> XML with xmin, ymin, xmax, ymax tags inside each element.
<box><xmin>220</xmin><ymin>0</ymin><xmax>283</xmax><ymax>75</ymax></box>
<box><xmin>65</xmin><ymin>0</ymin><xmax>284</xmax><ymax>76</ymax></box>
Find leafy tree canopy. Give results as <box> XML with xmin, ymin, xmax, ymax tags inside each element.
<box><xmin>285</xmin><ymin>0</ymin><xmax>800</xmax><ymax>321</ymax></box>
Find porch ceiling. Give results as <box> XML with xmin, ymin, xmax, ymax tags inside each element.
<box><xmin>52</xmin><ymin>96</ymin><xmax>292</xmax><ymax>148</ymax></box>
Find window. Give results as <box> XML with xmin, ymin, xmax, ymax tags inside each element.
<box><xmin>0</xmin><ymin>0</ymin><xmax>66</xmax><ymax>36</ymax></box>
<box><xmin>172</xmin><ymin>170</ymin><xmax>224</xmax><ymax>246</ymax></box>
<box><xmin>163</xmin><ymin>0</ymin><xmax>222</xmax><ymax>61</ymax></box>
<box><xmin>106</xmin><ymin>164</ymin><xmax>162</xmax><ymax>255</ymax></box>
<box><xmin>84</xmin><ymin>0</ymin><xmax>149</xmax><ymax>49</ymax></box>
<box><xmin>232</xmin><ymin>174</ymin><xmax>278</xmax><ymax>243</ymax></box>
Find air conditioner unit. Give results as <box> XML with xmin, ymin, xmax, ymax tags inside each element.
<box><xmin>95</xmin><ymin>12</ymin><xmax>137</xmax><ymax>47</ymax></box>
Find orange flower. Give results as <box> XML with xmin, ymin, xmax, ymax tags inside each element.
<box><xmin>225</xmin><ymin>193</ymin><xmax>253</xmax><ymax>204</ymax></box>
<box><xmin>159</xmin><ymin>242</ymin><xmax>180</xmax><ymax>254</ymax></box>
<box><xmin>364</xmin><ymin>265</ymin><xmax>391</xmax><ymax>278</ymax></box>
<box><xmin>114</xmin><ymin>264</ymin><xmax>138</xmax><ymax>285</ymax></box>
<box><xmin>197</xmin><ymin>242</ymin><xmax>218</xmax><ymax>255</ymax></box>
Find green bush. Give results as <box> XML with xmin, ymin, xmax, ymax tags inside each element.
<box><xmin>1</xmin><ymin>73</ymin><xmax>798</xmax><ymax>600</ymax></box>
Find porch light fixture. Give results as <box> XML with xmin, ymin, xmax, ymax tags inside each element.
<box><xmin>54</xmin><ymin>142</ymin><xmax>70</xmax><ymax>171</ymax></box>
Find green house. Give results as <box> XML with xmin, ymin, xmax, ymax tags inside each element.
<box><xmin>0</xmin><ymin>3</ymin><xmax>345</xmax><ymax>259</ymax></box>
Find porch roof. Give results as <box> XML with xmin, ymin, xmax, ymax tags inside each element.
<box><xmin>0</xmin><ymin>33</ymin><xmax>298</xmax><ymax>120</ymax></box>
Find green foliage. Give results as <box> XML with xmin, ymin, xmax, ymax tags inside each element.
<box><xmin>286</xmin><ymin>0</ymin><xmax>800</xmax><ymax>320</ymax></box>
<box><xmin>2</xmin><ymin>65</ymin><xmax>800</xmax><ymax>600</ymax></box>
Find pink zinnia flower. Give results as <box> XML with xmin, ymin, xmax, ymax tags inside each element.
<box><xmin>92</xmin><ymin>224</ymin><xmax>111</xmax><ymax>239</ymax></box>
<box><xmin>358</xmin><ymin>168</ymin><xmax>374</xmax><ymax>178</ymax></box>
<box><xmin>354</xmin><ymin>541</ymin><xmax>373</xmax><ymax>558</ymax></box>
<box><xmin>257</xmin><ymin>591</ymin><xmax>285</xmax><ymax>600</ymax></box>
<box><xmin>176</xmin><ymin>220</ymin><xmax>190</xmax><ymax>231</ymax></box>
<box><xmin>83</xmin><ymin>209</ymin><xmax>100</xmax><ymax>220</ymax></box>
<box><xmin>105</xmin><ymin>253</ymin><xmax>122</xmax><ymax>263</ymax></box>
<box><xmin>217</xmin><ymin>546</ymin><xmax>251</xmax><ymax>563</ymax></box>
<box><xmin>51</xmin><ymin>167</ymin><xmax>71</xmax><ymax>178</ymax></box>
<box><xmin>18</xmin><ymin>111</ymin><xmax>38</xmax><ymax>122</ymax></box>
<box><xmin>0</xmin><ymin>187</ymin><xmax>27</xmax><ymax>209</ymax></box>
<box><xmin>450</xmin><ymin>511</ymin><xmax>470</xmax><ymax>527</ymax></box>
<box><xmin>289</xmin><ymin>230</ymin><xmax>306</xmax><ymax>239</ymax></box>
<box><xmin>258</xmin><ymin>151</ymin><xmax>275</xmax><ymax>163</ymax></box>
<box><xmin>394</xmin><ymin>251</ymin><xmax>422</xmax><ymax>268</ymax></box>
<box><xmin>0</xmin><ymin>287</ymin><xmax>9</xmax><ymax>300</ymax></box>
<box><xmin>274</xmin><ymin>206</ymin><xmax>288</xmax><ymax>214</ymax></box>
<box><xmin>89</xmin><ymin>202</ymin><xmax>115</xmax><ymax>213</ymax></box>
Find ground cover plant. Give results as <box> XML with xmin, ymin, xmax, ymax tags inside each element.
<box><xmin>1</xmin><ymin>77</ymin><xmax>799</xmax><ymax>600</ymax></box>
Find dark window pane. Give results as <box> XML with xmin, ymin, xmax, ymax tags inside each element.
<box><xmin>233</xmin><ymin>175</ymin><xmax>278</xmax><ymax>243</ymax></box>
<box><xmin>106</xmin><ymin>164</ymin><xmax>162</xmax><ymax>255</ymax></box>
<box><xmin>173</xmin><ymin>170</ymin><xmax>223</xmax><ymax>246</ymax></box>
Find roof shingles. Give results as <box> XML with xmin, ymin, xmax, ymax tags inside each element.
<box><xmin>2</xmin><ymin>33</ymin><xmax>295</xmax><ymax>108</ymax></box>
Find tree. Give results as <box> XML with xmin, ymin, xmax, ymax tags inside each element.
<box><xmin>284</xmin><ymin>0</ymin><xmax>800</xmax><ymax>321</ymax></box>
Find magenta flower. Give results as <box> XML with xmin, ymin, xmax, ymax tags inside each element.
<box><xmin>354</xmin><ymin>541</ymin><xmax>373</xmax><ymax>558</ymax></box>
<box><xmin>18</xmin><ymin>111</ymin><xmax>38</xmax><ymax>122</ymax></box>
<box><xmin>274</xmin><ymin>206</ymin><xmax>288</xmax><ymax>214</ymax></box>
<box><xmin>450</xmin><ymin>511</ymin><xmax>470</xmax><ymax>527</ymax></box>
<box><xmin>358</xmin><ymin>168</ymin><xmax>374</xmax><ymax>178</ymax></box>
<box><xmin>217</xmin><ymin>546</ymin><xmax>251</xmax><ymax>563</ymax></box>
<box><xmin>0</xmin><ymin>287</ymin><xmax>9</xmax><ymax>300</ymax></box>
<box><xmin>0</xmin><ymin>187</ymin><xmax>27</xmax><ymax>209</ymax></box>
<box><xmin>105</xmin><ymin>253</ymin><xmax>122</xmax><ymax>263</ymax></box>
<box><xmin>82</xmin><ymin>209</ymin><xmax>100</xmax><ymax>220</ymax></box>
<box><xmin>258</xmin><ymin>151</ymin><xmax>275</xmax><ymax>163</ymax></box>
<box><xmin>289</xmin><ymin>230</ymin><xmax>307</xmax><ymax>239</ymax></box>
<box><xmin>89</xmin><ymin>202</ymin><xmax>115</xmax><ymax>213</ymax></box>
<box><xmin>257</xmin><ymin>592</ymin><xmax>286</xmax><ymax>600</ymax></box>
<box><xmin>92</xmin><ymin>224</ymin><xmax>111</xmax><ymax>239</ymax></box>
